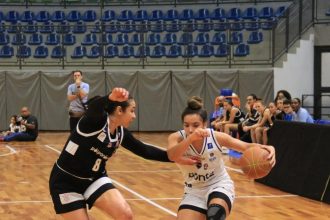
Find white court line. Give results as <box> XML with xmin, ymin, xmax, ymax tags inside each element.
<box><xmin>0</xmin><ymin>145</ymin><xmax>17</xmax><ymax>157</ymax></box>
<box><xmin>43</xmin><ymin>144</ymin><xmax>177</xmax><ymax>217</ymax></box>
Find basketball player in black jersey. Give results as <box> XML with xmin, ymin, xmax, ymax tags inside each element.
<box><xmin>49</xmin><ymin>88</ymin><xmax>198</xmax><ymax>220</ymax></box>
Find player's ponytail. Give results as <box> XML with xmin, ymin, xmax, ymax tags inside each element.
<box><xmin>182</xmin><ymin>96</ymin><xmax>208</xmax><ymax>122</ymax></box>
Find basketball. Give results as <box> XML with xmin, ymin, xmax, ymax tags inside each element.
<box><xmin>239</xmin><ymin>146</ymin><xmax>272</xmax><ymax>179</ymax></box>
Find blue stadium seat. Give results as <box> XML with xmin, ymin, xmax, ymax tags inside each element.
<box><xmin>28</xmin><ymin>33</ymin><xmax>43</xmax><ymax>45</ymax></box>
<box><xmin>179</xmin><ymin>9</ymin><xmax>194</xmax><ymax>21</ymax></box>
<box><xmin>135</xmin><ymin>20</ymin><xmax>150</xmax><ymax>33</ymax></box>
<box><xmin>195</xmin><ymin>8</ymin><xmax>210</xmax><ymax>20</ymax></box>
<box><xmin>118</xmin><ymin>45</ymin><xmax>134</xmax><ymax>58</ymax></box>
<box><xmin>211</xmin><ymin>32</ymin><xmax>226</xmax><ymax>45</ymax></box>
<box><xmin>259</xmin><ymin>7</ymin><xmax>273</xmax><ymax>19</ymax></box>
<box><xmin>90</xmin><ymin>21</ymin><xmax>102</xmax><ymax>33</ymax></box>
<box><xmin>245</xmin><ymin>18</ymin><xmax>260</xmax><ymax>31</ymax></box>
<box><xmin>214</xmin><ymin>44</ymin><xmax>229</xmax><ymax>57</ymax></box>
<box><xmin>0</xmin><ymin>33</ymin><xmax>10</xmax><ymax>45</ymax></box>
<box><xmin>150</xmin><ymin>20</ymin><xmax>164</xmax><ymax>32</ymax></box>
<box><xmin>129</xmin><ymin>33</ymin><xmax>142</xmax><ymax>45</ymax></box>
<box><xmin>56</xmin><ymin>21</ymin><xmax>71</xmax><ymax>34</ymax></box>
<box><xmin>67</xmin><ymin>10</ymin><xmax>81</xmax><ymax>22</ymax></box>
<box><xmin>101</xmin><ymin>10</ymin><xmax>116</xmax><ymax>22</ymax></box>
<box><xmin>23</xmin><ymin>21</ymin><xmax>38</xmax><ymax>33</ymax></box>
<box><xmin>195</xmin><ymin>33</ymin><xmax>209</xmax><ymax>45</ymax></box>
<box><xmin>196</xmin><ymin>20</ymin><xmax>213</xmax><ymax>32</ymax></box>
<box><xmin>162</xmin><ymin>33</ymin><xmax>177</xmax><ymax>45</ymax></box>
<box><xmin>247</xmin><ymin>31</ymin><xmax>263</xmax><ymax>44</ymax></box>
<box><xmin>51</xmin><ymin>46</ymin><xmax>66</xmax><ymax>58</ymax></box>
<box><xmin>149</xmin><ymin>10</ymin><xmax>163</xmax><ymax>21</ymax></box>
<box><xmin>63</xmin><ymin>33</ymin><xmax>76</xmax><ymax>45</ymax></box>
<box><xmin>150</xmin><ymin>45</ymin><xmax>166</xmax><ymax>58</ymax></box>
<box><xmin>36</xmin><ymin>11</ymin><xmax>50</xmax><ymax>22</ymax></box>
<box><xmin>182</xmin><ymin>44</ymin><xmax>198</xmax><ymax>57</ymax></box>
<box><xmin>213</xmin><ymin>18</ymin><xmax>228</xmax><ymax>31</ymax></box>
<box><xmin>87</xmin><ymin>45</ymin><xmax>101</xmax><ymax>58</ymax></box>
<box><xmin>166</xmin><ymin>45</ymin><xmax>182</xmax><ymax>58</ymax></box>
<box><xmin>12</xmin><ymin>33</ymin><xmax>26</xmax><ymax>45</ymax></box>
<box><xmin>0</xmin><ymin>12</ymin><xmax>4</xmax><ymax>22</ymax></box>
<box><xmin>0</xmin><ymin>45</ymin><xmax>14</xmax><ymax>58</ymax></box>
<box><xmin>0</xmin><ymin>22</ymin><xmax>5</xmax><ymax>33</ymax></box>
<box><xmin>211</xmin><ymin>8</ymin><xmax>226</xmax><ymax>20</ymax></box>
<box><xmin>120</xmin><ymin>20</ymin><xmax>135</xmax><ymax>33</ymax></box>
<box><xmin>105</xmin><ymin>21</ymin><xmax>119</xmax><ymax>33</ymax></box>
<box><xmin>178</xmin><ymin>32</ymin><xmax>193</xmax><ymax>45</ymax></box>
<box><xmin>73</xmin><ymin>21</ymin><xmax>87</xmax><ymax>33</ymax></box>
<box><xmin>117</xmin><ymin>10</ymin><xmax>133</xmax><ymax>21</ymax></box>
<box><xmin>6</xmin><ymin>11</ymin><xmax>19</xmax><ymax>22</ymax></box>
<box><xmin>34</xmin><ymin>46</ymin><xmax>48</xmax><ymax>58</ymax></box>
<box><xmin>104</xmin><ymin>45</ymin><xmax>119</xmax><ymax>58</ymax></box>
<box><xmin>51</xmin><ymin>10</ymin><xmax>65</xmax><ymax>22</ymax></box>
<box><xmin>98</xmin><ymin>33</ymin><xmax>113</xmax><ymax>45</ymax></box>
<box><xmin>230</xmin><ymin>19</ymin><xmax>244</xmax><ymax>31</ymax></box>
<box><xmin>227</xmin><ymin>8</ymin><xmax>241</xmax><ymax>20</ymax></box>
<box><xmin>45</xmin><ymin>33</ymin><xmax>60</xmax><ymax>45</ymax></box>
<box><xmin>40</xmin><ymin>21</ymin><xmax>55</xmax><ymax>33</ymax></box>
<box><xmin>242</xmin><ymin>7</ymin><xmax>258</xmax><ymax>20</ymax></box>
<box><xmin>114</xmin><ymin>33</ymin><xmax>129</xmax><ymax>45</ymax></box>
<box><xmin>165</xmin><ymin>20</ymin><xmax>180</xmax><ymax>32</ymax></box>
<box><xmin>16</xmin><ymin>45</ymin><xmax>31</xmax><ymax>58</ymax></box>
<box><xmin>134</xmin><ymin>45</ymin><xmax>150</xmax><ymax>58</ymax></box>
<box><xmin>146</xmin><ymin>33</ymin><xmax>160</xmax><ymax>45</ymax></box>
<box><xmin>83</xmin><ymin>10</ymin><xmax>97</xmax><ymax>22</ymax></box>
<box><xmin>7</xmin><ymin>21</ymin><xmax>20</xmax><ymax>33</ymax></box>
<box><xmin>164</xmin><ymin>9</ymin><xmax>179</xmax><ymax>21</ymax></box>
<box><xmin>261</xmin><ymin>17</ymin><xmax>277</xmax><ymax>30</ymax></box>
<box><xmin>134</xmin><ymin>10</ymin><xmax>148</xmax><ymax>21</ymax></box>
<box><xmin>82</xmin><ymin>33</ymin><xmax>97</xmax><ymax>45</ymax></box>
<box><xmin>181</xmin><ymin>20</ymin><xmax>196</xmax><ymax>32</ymax></box>
<box><xmin>233</xmin><ymin>43</ymin><xmax>249</xmax><ymax>56</ymax></box>
<box><xmin>275</xmin><ymin>6</ymin><xmax>287</xmax><ymax>17</ymax></box>
<box><xmin>20</xmin><ymin>11</ymin><xmax>35</xmax><ymax>22</ymax></box>
<box><xmin>71</xmin><ymin>45</ymin><xmax>86</xmax><ymax>58</ymax></box>
<box><xmin>229</xmin><ymin>31</ymin><xmax>243</xmax><ymax>44</ymax></box>
<box><xmin>198</xmin><ymin>45</ymin><xmax>214</xmax><ymax>57</ymax></box>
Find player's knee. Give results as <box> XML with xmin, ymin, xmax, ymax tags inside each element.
<box><xmin>207</xmin><ymin>204</ymin><xmax>226</xmax><ymax>220</ymax></box>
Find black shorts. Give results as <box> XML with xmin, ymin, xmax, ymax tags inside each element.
<box><xmin>49</xmin><ymin>164</ymin><xmax>115</xmax><ymax>214</ymax></box>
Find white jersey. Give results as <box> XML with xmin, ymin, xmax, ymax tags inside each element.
<box><xmin>176</xmin><ymin>128</ymin><xmax>233</xmax><ymax>192</ymax></box>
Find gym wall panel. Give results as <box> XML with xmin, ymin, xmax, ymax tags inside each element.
<box><xmin>0</xmin><ymin>71</ymin><xmax>6</xmax><ymax>131</ymax></box>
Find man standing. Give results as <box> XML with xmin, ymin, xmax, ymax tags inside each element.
<box><xmin>67</xmin><ymin>70</ymin><xmax>89</xmax><ymax>132</ymax></box>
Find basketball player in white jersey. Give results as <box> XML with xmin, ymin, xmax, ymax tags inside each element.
<box><xmin>167</xmin><ymin>96</ymin><xmax>276</xmax><ymax>220</ymax></box>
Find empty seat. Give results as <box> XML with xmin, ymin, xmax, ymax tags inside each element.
<box><xmin>213</xmin><ymin>18</ymin><xmax>228</xmax><ymax>31</ymax></box>
<box><xmin>7</xmin><ymin>21</ymin><xmax>20</xmax><ymax>33</ymax></box>
<box><xmin>16</xmin><ymin>45</ymin><xmax>31</xmax><ymax>58</ymax></box>
<box><xmin>234</xmin><ymin>43</ymin><xmax>249</xmax><ymax>56</ymax></box>
<box><xmin>118</xmin><ymin>45</ymin><xmax>134</xmax><ymax>58</ymax></box>
<box><xmin>196</xmin><ymin>20</ymin><xmax>213</xmax><ymax>32</ymax></box>
<box><xmin>166</xmin><ymin>45</ymin><xmax>182</xmax><ymax>58</ymax></box>
<box><xmin>165</xmin><ymin>20</ymin><xmax>180</xmax><ymax>32</ymax></box>
<box><xmin>114</xmin><ymin>33</ymin><xmax>129</xmax><ymax>45</ymax></box>
<box><xmin>134</xmin><ymin>10</ymin><xmax>148</xmax><ymax>21</ymax></box>
<box><xmin>0</xmin><ymin>45</ymin><xmax>14</xmax><ymax>58</ymax></box>
<box><xmin>81</xmin><ymin>33</ymin><xmax>97</xmax><ymax>45</ymax></box>
<box><xmin>63</xmin><ymin>33</ymin><xmax>76</xmax><ymax>45</ymax></box>
<box><xmin>98</xmin><ymin>33</ymin><xmax>113</xmax><ymax>45</ymax></box>
<box><xmin>36</xmin><ymin>11</ymin><xmax>50</xmax><ymax>22</ymax></box>
<box><xmin>150</xmin><ymin>20</ymin><xmax>164</xmax><ymax>32</ymax></box>
<box><xmin>275</xmin><ymin>6</ymin><xmax>287</xmax><ymax>17</ymax></box>
<box><xmin>245</xmin><ymin>18</ymin><xmax>260</xmax><ymax>31</ymax></box>
<box><xmin>51</xmin><ymin>46</ymin><xmax>65</xmax><ymax>58</ymax></box>
<box><xmin>164</xmin><ymin>9</ymin><xmax>179</xmax><ymax>21</ymax></box>
<box><xmin>51</xmin><ymin>11</ymin><xmax>65</xmax><ymax>22</ymax></box>
<box><xmin>229</xmin><ymin>31</ymin><xmax>243</xmax><ymax>44</ymax></box>
<box><xmin>34</xmin><ymin>45</ymin><xmax>48</xmax><ymax>58</ymax></box>
<box><xmin>20</xmin><ymin>11</ymin><xmax>35</xmax><ymax>22</ymax></box>
<box><xmin>104</xmin><ymin>45</ymin><xmax>119</xmax><ymax>58</ymax></box>
<box><xmin>195</xmin><ymin>33</ymin><xmax>209</xmax><ymax>45</ymax></box>
<box><xmin>259</xmin><ymin>7</ymin><xmax>273</xmax><ymax>19</ymax></box>
<box><xmin>71</xmin><ymin>45</ymin><xmax>86</xmax><ymax>58</ymax></box>
<box><xmin>195</xmin><ymin>8</ymin><xmax>210</xmax><ymax>20</ymax></box>
<box><xmin>261</xmin><ymin>17</ymin><xmax>277</xmax><ymax>30</ymax></box>
<box><xmin>242</xmin><ymin>7</ymin><xmax>258</xmax><ymax>20</ymax></box>
<box><xmin>214</xmin><ymin>44</ymin><xmax>229</xmax><ymax>57</ymax></box>
<box><xmin>67</xmin><ymin>10</ymin><xmax>81</xmax><ymax>22</ymax></box>
<box><xmin>162</xmin><ymin>33</ymin><xmax>177</xmax><ymax>45</ymax></box>
<box><xmin>247</xmin><ymin>31</ymin><xmax>263</xmax><ymax>44</ymax></box>
<box><xmin>230</xmin><ymin>19</ymin><xmax>244</xmax><ymax>31</ymax></box>
<box><xmin>198</xmin><ymin>45</ymin><xmax>214</xmax><ymax>57</ymax></box>
<box><xmin>0</xmin><ymin>12</ymin><xmax>4</xmax><ymax>22</ymax></box>
<box><xmin>105</xmin><ymin>21</ymin><xmax>119</xmax><ymax>33</ymax></box>
<box><xmin>73</xmin><ymin>21</ymin><xmax>87</xmax><ymax>33</ymax></box>
<box><xmin>135</xmin><ymin>20</ymin><xmax>150</xmax><ymax>33</ymax></box>
<box><xmin>179</xmin><ymin>9</ymin><xmax>194</xmax><ymax>20</ymax></box>
<box><xmin>0</xmin><ymin>22</ymin><xmax>5</xmax><ymax>33</ymax></box>
<box><xmin>101</xmin><ymin>10</ymin><xmax>116</xmax><ymax>22</ymax></box>
<box><xmin>23</xmin><ymin>21</ymin><xmax>38</xmax><ymax>33</ymax></box>
<box><xmin>117</xmin><ymin>10</ymin><xmax>133</xmax><ymax>21</ymax></box>
<box><xmin>150</xmin><ymin>45</ymin><xmax>166</xmax><ymax>58</ymax></box>
<box><xmin>28</xmin><ymin>33</ymin><xmax>43</xmax><ymax>45</ymax></box>
<box><xmin>181</xmin><ymin>20</ymin><xmax>196</xmax><ymax>32</ymax></box>
<box><xmin>0</xmin><ymin>33</ymin><xmax>10</xmax><ymax>45</ymax></box>
<box><xmin>146</xmin><ymin>33</ymin><xmax>160</xmax><ymax>45</ymax></box>
<box><xmin>6</xmin><ymin>11</ymin><xmax>19</xmax><ymax>22</ymax></box>
<box><xmin>129</xmin><ymin>33</ymin><xmax>142</xmax><ymax>45</ymax></box>
<box><xmin>45</xmin><ymin>33</ymin><xmax>60</xmax><ymax>45</ymax></box>
<box><xmin>182</xmin><ymin>44</ymin><xmax>198</xmax><ymax>57</ymax></box>
<box><xmin>211</xmin><ymin>32</ymin><xmax>226</xmax><ymax>45</ymax></box>
<box><xmin>40</xmin><ymin>21</ymin><xmax>55</xmax><ymax>33</ymax></box>
<box><xmin>120</xmin><ymin>20</ymin><xmax>136</xmax><ymax>33</ymax></box>
<box><xmin>91</xmin><ymin>21</ymin><xmax>102</xmax><ymax>33</ymax></box>
<box><xmin>211</xmin><ymin>8</ymin><xmax>226</xmax><ymax>20</ymax></box>
<box><xmin>83</xmin><ymin>10</ymin><xmax>97</xmax><ymax>22</ymax></box>
<box><xmin>134</xmin><ymin>45</ymin><xmax>150</xmax><ymax>58</ymax></box>
<box><xmin>227</xmin><ymin>8</ymin><xmax>241</xmax><ymax>20</ymax></box>
<box><xmin>87</xmin><ymin>45</ymin><xmax>101</xmax><ymax>58</ymax></box>
<box><xmin>12</xmin><ymin>34</ymin><xmax>26</xmax><ymax>45</ymax></box>
<box><xmin>178</xmin><ymin>32</ymin><xmax>193</xmax><ymax>45</ymax></box>
<box><xmin>56</xmin><ymin>21</ymin><xmax>71</xmax><ymax>34</ymax></box>
<box><xmin>149</xmin><ymin>10</ymin><xmax>163</xmax><ymax>21</ymax></box>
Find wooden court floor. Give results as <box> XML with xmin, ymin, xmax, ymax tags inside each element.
<box><xmin>0</xmin><ymin>131</ymin><xmax>329</xmax><ymax>220</ymax></box>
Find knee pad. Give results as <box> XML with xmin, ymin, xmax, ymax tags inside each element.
<box><xmin>207</xmin><ymin>204</ymin><xmax>226</xmax><ymax>220</ymax></box>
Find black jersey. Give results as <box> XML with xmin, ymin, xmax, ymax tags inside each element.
<box><xmin>56</xmin><ymin>95</ymin><xmax>170</xmax><ymax>180</ymax></box>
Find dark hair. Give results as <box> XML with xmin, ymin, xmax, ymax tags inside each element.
<box><xmin>71</xmin><ymin>70</ymin><xmax>83</xmax><ymax>76</ymax></box>
<box><xmin>224</xmin><ymin>99</ymin><xmax>234</xmax><ymax>106</ymax></box>
<box><xmin>181</xmin><ymin>96</ymin><xmax>207</xmax><ymax>122</ymax></box>
<box><xmin>283</xmin><ymin>99</ymin><xmax>292</xmax><ymax>105</ymax></box>
<box><xmin>293</xmin><ymin>97</ymin><xmax>301</xmax><ymax>104</ymax></box>
<box><xmin>104</xmin><ymin>95</ymin><xmax>134</xmax><ymax>115</ymax></box>
<box><xmin>248</xmin><ymin>93</ymin><xmax>258</xmax><ymax>100</ymax></box>
<box><xmin>275</xmin><ymin>90</ymin><xmax>291</xmax><ymax>102</ymax></box>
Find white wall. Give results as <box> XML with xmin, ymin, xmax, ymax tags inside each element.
<box><xmin>274</xmin><ymin>33</ymin><xmax>314</xmax><ymax>103</ymax></box>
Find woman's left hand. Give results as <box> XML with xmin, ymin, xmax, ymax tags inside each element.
<box><xmin>260</xmin><ymin>145</ymin><xmax>276</xmax><ymax>167</ymax></box>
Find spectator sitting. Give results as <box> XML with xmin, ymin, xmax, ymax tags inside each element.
<box><xmin>275</xmin><ymin>98</ymin><xmax>285</xmax><ymax>120</ymax></box>
<box><xmin>291</xmin><ymin>98</ymin><xmax>314</xmax><ymax>123</ymax></box>
<box><xmin>274</xmin><ymin>89</ymin><xmax>292</xmax><ymax>104</ymax></box>
<box><xmin>0</xmin><ymin>107</ymin><xmax>38</xmax><ymax>142</ymax></box>
<box><xmin>210</xmin><ymin>95</ymin><xmax>225</xmax><ymax>129</ymax></box>
<box><xmin>282</xmin><ymin>99</ymin><xmax>296</xmax><ymax>121</ymax></box>
<box><xmin>0</xmin><ymin>115</ymin><xmax>25</xmax><ymax>139</ymax></box>
<box><xmin>262</xmin><ymin>102</ymin><xmax>277</xmax><ymax>144</ymax></box>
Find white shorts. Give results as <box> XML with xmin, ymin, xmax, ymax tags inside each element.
<box><xmin>179</xmin><ymin>179</ymin><xmax>235</xmax><ymax>211</ymax></box>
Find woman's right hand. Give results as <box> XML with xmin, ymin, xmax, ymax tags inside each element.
<box><xmin>109</xmin><ymin>88</ymin><xmax>129</xmax><ymax>102</ymax></box>
<box><xmin>187</xmin><ymin>128</ymin><xmax>210</xmax><ymax>143</ymax></box>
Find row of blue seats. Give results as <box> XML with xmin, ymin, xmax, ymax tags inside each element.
<box><xmin>0</xmin><ymin>43</ymin><xmax>250</xmax><ymax>58</ymax></box>
<box><xmin>0</xmin><ymin>31</ymin><xmax>263</xmax><ymax>46</ymax></box>
<box><xmin>0</xmin><ymin>18</ymin><xmax>275</xmax><ymax>35</ymax></box>
<box><xmin>0</xmin><ymin>6</ymin><xmax>286</xmax><ymax>23</ymax></box>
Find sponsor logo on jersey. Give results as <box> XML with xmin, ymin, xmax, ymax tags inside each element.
<box><xmin>207</xmin><ymin>143</ymin><xmax>213</xmax><ymax>149</ymax></box>
<box><xmin>90</xmin><ymin>147</ymin><xmax>108</xmax><ymax>160</ymax></box>
<box><xmin>188</xmin><ymin>171</ymin><xmax>215</xmax><ymax>181</ymax></box>
<box><xmin>97</xmin><ymin>132</ymin><xmax>106</xmax><ymax>142</ymax></box>
<box><xmin>196</xmin><ymin>162</ymin><xmax>202</xmax><ymax>169</ymax></box>
<box><xmin>184</xmin><ymin>182</ymin><xmax>192</xmax><ymax>188</ymax></box>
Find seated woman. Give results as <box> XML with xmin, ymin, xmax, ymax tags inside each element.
<box><xmin>0</xmin><ymin>115</ymin><xmax>24</xmax><ymax>141</ymax></box>
<box><xmin>260</xmin><ymin>102</ymin><xmax>277</xmax><ymax>144</ymax></box>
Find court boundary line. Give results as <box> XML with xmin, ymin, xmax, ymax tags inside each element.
<box><xmin>43</xmin><ymin>144</ymin><xmax>177</xmax><ymax>217</ymax></box>
<box><xmin>0</xmin><ymin>145</ymin><xmax>17</xmax><ymax>157</ymax></box>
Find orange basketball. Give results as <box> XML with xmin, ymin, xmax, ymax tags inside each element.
<box><xmin>239</xmin><ymin>146</ymin><xmax>272</xmax><ymax>179</ymax></box>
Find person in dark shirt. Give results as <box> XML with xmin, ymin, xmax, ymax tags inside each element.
<box><xmin>49</xmin><ymin>87</ymin><xmax>198</xmax><ymax>220</ymax></box>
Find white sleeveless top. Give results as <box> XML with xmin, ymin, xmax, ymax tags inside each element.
<box><xmin>176</xmin><ymin>128</ymin><xmax>232</xmax><ymax>191</ymax></box>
